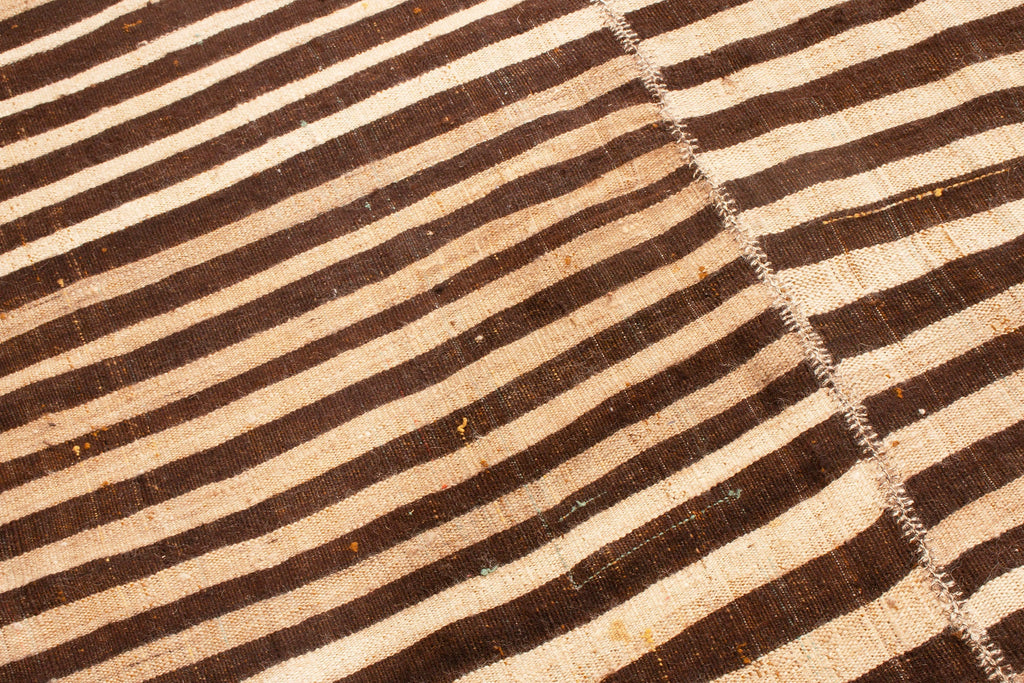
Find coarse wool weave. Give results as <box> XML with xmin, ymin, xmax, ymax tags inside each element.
<box><xmin>0</xmin><ymin>0</ymin><xmax>1022</xmax><ymax>680</ymax></box>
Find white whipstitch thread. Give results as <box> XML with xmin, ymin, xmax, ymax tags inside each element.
<box><xmin>588</xmin><ymin>1</ymin><xmax>1019</xmax><ymax>679</ymax></box>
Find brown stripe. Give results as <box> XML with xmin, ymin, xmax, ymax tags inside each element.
<box><xmin>728</xmin><ymin>86</ymin><xmax>1024</xmax><ymax>212</ymax></box>
<box><xmin>0</xmin><ymin>0</ymin><xmax>507</xmax><ymax>198</ymax></box>
<box><xmin>16</xmin><ymin>351</ymin><xmax>814</xmax><ymax>682</ymax></box>
<box><xmin>0</xmin><ymin>0</ymin><xmax>399</xmax><ymax>151</ymax></box>
<box><xmin>865</xmin><ymin>330</ymin><xmax>1024</xmax><ymax>437</ymax></box>
<box><xmin>0</xmin><ymin>183</ymin><xmax>720</xmax><ymax>614</ymax></box>
<box><xmin>624</xmin><ymin>0</ymin><xmax>751</xmax><ymax>39</ymax></box>
<box><xmin>8</xmin><ymin>2</ymin><xmax>1016</xmax><ymax>680</ymax></box>
<box><xmin>342</xmin><ymin>480</ymin><xmax>894</xmax><ymax>683</ymax></box>
<box><xmin>852</xmin><ymin>631</ymin><xmax>985</xmax><ymax>683</ymax></box>
<box><xmin>906</xmin><ymin>419</ymin><xmax>1024</xmax><ymax>529</ymax></box>
<box><xmin>0</xmin><ymin>80</ymin><xmax>649</xmax><ymax>391</ymax></box>
<box><xmin>679</xmin><ymin>5</ymin><xmax>1024</xmax><ymax>152</ymax></box>
<box><xmin>0</xmin><ymin>58</ymin><xmax>644</xmax><ymax>353</ymax></box>
<box><xmin>948</xmin><ymin>522</ymin><xmax>1024</xmax><ymax>597</ymax></box>
<box><xmin>646</xmin><ymin>0</ymin><xmax>919</xmax><ymax>90</ymax></box>
<box><xmin>0</xmin><ymin>114</ymin><xmax>668</xmax><ymax>428</ymax></box>
<box><xmin>1</xmin><ymin>330</ymin><xmax>803</xmax><ymax>677</ymax></box>
<box><xmin>811</xmin><ymin>234</ymin><xmax>1024</xmax><ymax>361</ymax></box>
<box><xmin>149</xmin><ymin>367</ymin><xmax>830</xmax><ymax>683</ymax></box>
<box><xmin>763</xmin><ymin>157</ymin><xmax>1024</xmax><ymax>271</ymax></box>
<box><xmin>0</xmin><ymin>124</ymin><xmax>665</xmax><ymax>432</ymax></box>
<box><xmin>0</xmin><ymin>272</ymin><xmax>782</xmax><ymax>680</ymax></box>
<box><xmin>0</xmin><ymin>115</ymin><xmax>676</xmax><ymax>497</ymax></box>
<box><xmin>605</xmin><ymin>517</ymin><xmax>915</xmax><ymax>683</ymax></box>
<box><xmin>0</xmin><ymin>207</ymin><xmax>732</xmax><ymax>608</ymax></box>
<box><xmin>0</xmin><ymin>188</ymin><xmax>713</xmax><ymax>562</ymax></box>
<box><xmin>0</xmin><ymin>28</ymin><xmax>619</xmax><ymax>309</ymax></box>
<box><xmin>989</xmin><ymin>608</ymin><xmax>1024</xmax><ymax>672</ymax></box>
<box><xmin>0</xmin><ymin>0</ymin><xmax>117</xmax><ymax>53</ymax></box>
<box><xmin>0</xmin><ymin>0</ymin><xmax>253</xmax><ymax>98</ymax></box>
<box><xmin>0</xmin><ymin>0</ymin><xmax>585</xmax><ymax>255</ymax></box>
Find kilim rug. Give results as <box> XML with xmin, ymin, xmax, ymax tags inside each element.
<box><xmin>1</xmin><ymin>0</ymin><xmax>1023</xmax><ymax>680</ymax></box>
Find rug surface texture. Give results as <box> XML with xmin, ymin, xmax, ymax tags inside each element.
<box><xmin>0</xmin><ymin>0</ymin><xmax>1023</xmax><ymax>680</ymax></box>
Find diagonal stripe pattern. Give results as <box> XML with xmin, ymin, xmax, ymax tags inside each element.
<box><xmin>0</xmin><ymin>0</ymin><xmax>1022</xmax><ymax>680</ymax></box>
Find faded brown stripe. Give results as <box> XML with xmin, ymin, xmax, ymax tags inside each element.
<box><xmin>906</xmin><ymin>419</ymin><xmax>1024</xmax><ymax>529</ymax></box>
<box><xmin>624</xmin><ymin>0</ymin><xmax>751</xmax><ymax>38</ymax></box>
<box><xmin>0</xmin><ymin>0</ymin><xmax>585</xmax><ymax>255</ymax></box>
<box><xmin>0</xmin><ymin>28</ymin><xmax>619</xmax><ymax>309</ymax></box>
<box><xmin>0</xmin><ymin>208</ymin><xmax>733</xmax><ymax>623</ymax></box>
<box><xmin>325</xmin><ymin>456</ymin><xmax>880</xmax><ymax>683</ymax></box>
<box><xmin>0</xmin><ymin>280</ymin><xmax>785</xmax><ymax>680</ymax></box>
<box><xmin>989</xmin><ymin>608</ymin><xmax>1024</xmax><ymax>671</ymax></box>
<box><xmin>865</xmin><ymin>331</ymin><xmax>1024</xmax><ymax>439</ymax></box>
<box><xmin>604</xmin><ymin>516</ymin><xmax>915</xmax><ymax>682</ymax></box>
<box><xmin>0</xmin><ymin>124</ymin><xmax>665</xmax><ymax>432</ymax></box>
<box><xmin>0</xmin><ymin>81</ymin><xmax>650</xmax><ymax>390</ymax></box>
<box><xmin>948</xmin><ymin>521</ymin><xmax>1024</xmax><ymax>597</ymax></box>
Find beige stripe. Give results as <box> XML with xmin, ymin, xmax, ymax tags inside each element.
<box><xmin>884</xmin><ymin>367</ymin><xmax>1024</xmax><ymax>482</ymax></box>
<box><xmin>714</xmin><ymin>569</ymin><xmax>946</xmax><ymax>683</ymax></box>
<box><xmin>0</xmin><ymin>93</ymin><xmax>656</xmax><ymax>465</ymax></box>
<box><xmin>640</xmin><ymin>0</ymin><xmax>851</xmax><ymax>72</ymax></box>
<box><xmin>784</xmin><ymin>197</ymin><xmax>1024</xmax><ymax>317</ymax></box>
<box><xmin>837</xmin><ymin>282</ymin><xmax>1024</xmax><ymax>404</ymax></box>
<box><xmin>658</xmin><ymin>0</ymin><xmax>1020</xmax><ymax>119</ymax></box>
<box><xmin>0</xmin><ymin>0</ymin><xmax>407</xmax><ymax>169</ymax></box>
<box><xmin>0</xmin><ymin>198</ymin><xmax>722</xmax><ymax>596</ymax></box>
<box><xmin>59</xmin><ymin>307</ymin><xmax>811</xmax><ymax>683</ymax></box>
<box><xmin>364</xmin><ymin>461</ymin><xmax>884</xmax><ymax>683</ymax></box>
<box><xmin>700</xmin><ymin>50</ymin><xmax>1024</xmax><ymax>183</ymax></box>
<box><xmin>0</xmin><ymin>195</ymin><xmax>700</xmax><ymax>526</ymax></box>
<box><xmin>0</xmin><ymin>105</ymin><xmax>665</xmax><ymax>397</ymax></box>
<box><xmin>0</xmin><ymin>0</ymin><xmax>152</xmax><ymax>66</ymax></box>
<box><xmin>0</xmin><ymin>0</ymin><xmax>527</xmax><ymax>213</ymax></box>
<box><xmin>0</xmin><ymin>181</ymin><xmax>705</xmax><ymax>529</ymax></box>
<box><xmin>0</xmin><ymin>0</ymin><xmax>294</xmax><ymax>117</ymax></box>
<box><xmin>0</xmin><ymin>9</ymin><xmax>600</xmax><ymax>275</ymax></box>
<box><xmin>0</xmin><ymin>145</ymin><xmax>685</xmax><ymax>522</ymax></box>
<box><xmin>0</xmin><ymin>279</ymin><xmax>773</xmax><ymax>664</ymax></box>
<box><xmin>929</xmin><ymin>474</ymin><xmax>1024</xmax><ymax>567</ymax></box>
<box><xmin>0</xmin><ymin>56</ymin><xmax>634</xmax><ymax>346</ymax></box>
<box><xmin>743</xmin><ymin>120</ymin><xmax>1024</xmax><ymax>238</ymax></box>
<box><xmin>968</xmin><ymin>564</ymin><xmax>1024</xmax><ymax>628</ymax></box>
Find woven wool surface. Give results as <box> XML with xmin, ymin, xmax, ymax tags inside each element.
<box><xmin>0</xmin><ymin>0</ymin><xmax>1022</xmax><ymax>680</ymax></box>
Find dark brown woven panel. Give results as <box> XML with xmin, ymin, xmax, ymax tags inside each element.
<box><xmin>0</xmin><ymin>0</ymin><xmax>1021</xmax><ymax>680</ymax></box>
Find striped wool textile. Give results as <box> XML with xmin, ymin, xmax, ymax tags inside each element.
<box><xmin>0</xmin><ymin>0</ymin><xmax>1022</xmax><ymax>680</ymax></box>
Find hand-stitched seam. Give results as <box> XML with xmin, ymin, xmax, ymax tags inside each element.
<box><xmin>587</xmin><ymin>1</ymin><xmax>1018</xmax><ymax>679</ymax></box>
